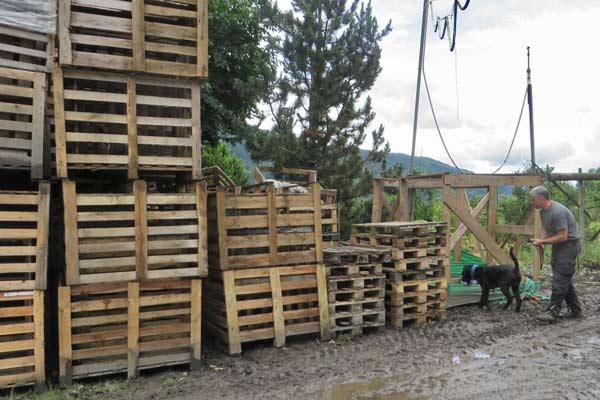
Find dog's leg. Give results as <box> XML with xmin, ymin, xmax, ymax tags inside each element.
<box><xmin>483</xmin><ymin>287</ymin><xmax>492</xmax><ymax>311</ymax></box>
<box><xmin>512</xmin><ymin>282</ymin><xmax>522</xmax><ymax>313</ymax></box>
<box><xmin>478</xmin><ymin>287</ymin><xmax>485</xmax><ymax>308</ymax></box>
<box><xmin>500</xmin><ymin>286</ymin><xmax>513</xmax><ymax>310</ymax></box>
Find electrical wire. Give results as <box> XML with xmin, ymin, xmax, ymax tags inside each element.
<box><xmin>432</xmin><ymin>0</ymin><xmax>471</xmax><ymax>52</ymax></box>
<box><xmin>492</xmin><ymin>86</ymin><xmax>528</xmax><ymax>174</ymax></box>
<box><xmin>422</xmin><ymin>67</ymin><xmax>465</xmax><ymax>174</ymax></box>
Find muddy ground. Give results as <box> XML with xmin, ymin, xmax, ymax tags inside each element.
<box><xmin>10</xmin><ymin>269</ymin><xmax>600</xmax><ymax>400</ymax></box>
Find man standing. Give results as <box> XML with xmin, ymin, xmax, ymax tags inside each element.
<box><xmin>530</xmin><ymin>186</ymin><xmax>582</xmax><ymax>321</ymax></box>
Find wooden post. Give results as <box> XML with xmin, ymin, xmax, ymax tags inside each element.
<box><xmin>30</xmin><ymin>73</ymin><xmax>46</xmax><ymax>180</ymax></box>
<box><xmin>197</xmin><ymin>0</ymin><xmax>209</xmax><ymax>77</ymax></box>
<box><xmin>486</xmin><ymin>185</ymin><xmax>497</xmax><ymax>265</ymax></box>
<box><xmin>223</xmin><ymin>271</ymin><xmax>241</xmax><ymax>354</ymax></box>
<box><xmin>191</xmin><ymin>81</ymin><xmax>202</xmax><ymax>179</ymax></box>
<box><xmin>215</xmin><ymin>188</ymin><xmax>228</xmax><ymax>270</ymax></box>
<box><xmin>269</xmin><ymin>268</ymin><xmax>286</xmax><ymax>348</ymax></box>
<box><xmin>453</xmin><ymin>189</ymin><xmax>466</xmax><ymax>262</ymax></box>
<box><xmin>35</xmin><ymin>182</ymin><xmax>50</xmax><ymax>290</ymax></box>
<box><xmin>441</xmin><ymin>178</ymin><xmax>452</xmax><ymax>281</ymax></box>
<box><xmin>127</xmin><ymin>282</ymin><xmax>140</xmax><ymax>378</ymax></box>
<box><xmin>62</xmin><ymin>180</ymin><xmax>80</xmax><ymax>285</ymax></box>
<box><xmin>196</xmin><ymin>182</ymin><xmax>208</xmax><ymax>276</ymax></box>
<box><xmin>58</xmin><ymin>286</ymin><xmax>72</xmax><ymax>387</ymax></box>
<box><xmin>53</xmin><ymin>64</ymin><xmax>68</xmax><ymax>178</ymax></box>
<box><xmin>399</xmin><ymin>179</ymin><xmax>410</xmax><ymax>221</ymax></box>
<box><xmin>58</xmin><ymin>0</ymin><xmax>72</xmax><ymax>65</ymax></box>
<box><xmin>33</xmin><ymin>290</ymin><xmax>45</xmax><ymax>387</ymax></box>
<box><xmin>533</xmin><ymin>209</ymin><xmax>542</xmax><ymax>280</ymax></box>
<box><xmin>190</xmin><ymin>279</ymin><xmax>202</xmax><ymax>368</ymax></box>
<box><xmin>127</xmin><ymin>76</ymin><xmax>139</xmax><ymax>179</ymax></box>
<box><xmin>134</xmin><ymin>181</ymin><xmax>148</xmax><ymax>280</ymax></box>
<box><xmin>312</xmin><ymin>182</ymin><xmax>323</xmax><ymax>263</ymax></box>
<box><xmin>371</xmin><ymin>180</ymin><xmax>383</xmax><ymax>223</ymax></box>
<box><xmin>267</xmin><ymin>185</ymin><xmax>278</xmax><ymax>265</ymax></box>
<box><xmin>316</xmin><ymin>264</ymin><xmax>331</xmax><ymax>340</ymax></box>
<box><xmin>131</xmin><ymin>0</ymin><xmax>146</xmax><ymax>71</ymax></box>
<box><xmin>578</xmin><ymin>167</ymin><xmax>585</xmax><ymax>251</ymax></box>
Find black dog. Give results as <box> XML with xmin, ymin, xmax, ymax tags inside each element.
<box><xmin>461</xmin><ymin>248</ymin><xmax>522</xmax><ymax>312</ymax></box>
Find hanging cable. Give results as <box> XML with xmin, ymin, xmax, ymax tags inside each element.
<box><xmin>432</xmin><ymin>0</ymin><xmax>471</xmax><ymax>51</ymax></box>
<box><xmin>422</xmin><ymin>67</ymin><xmax>465</xmax><ymax>174</ymax></box>
<box><xmin>492</xmin><ymin>86</ymin><xmax>528</xmax><ymax>174</ymax></box>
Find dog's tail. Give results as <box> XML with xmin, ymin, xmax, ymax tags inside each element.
<box><xmin>509</xmin><ymin>246</ymin><xmax>520</xmax><ymax>276</ymax></box>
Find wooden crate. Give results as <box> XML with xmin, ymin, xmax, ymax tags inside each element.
<box><xmin>203</xmin><ymin>264</ymin><xmax>330</xmax><ymax>355</ymax></box>
<box><xmin>385</xmin><ymin>278</ymin><xmax>447</xmax><ymax>329</ymax></box>
<box><xmin>63</xmin><ymin>180</ymin><xmax>207</xmax><ymax>285</ymax></box>
<box><xmin>351</xmin><ymin>221</ymin><xmax>447</xmax><ymax>247</ymax></box>
<box><xmin>0</xmin><ymin>66</ymin><xmax>47</xmax><ymax>179</ymax></box>
<box><xmin>0</xmin><ymin>26</ymin><xmax>54</xmax><ymax>73</ymax></box>
<box><xmin>0</xmin><ymin>183</ymin><xmax>50</xmax><ymax>291</ymax></box>
<box><xmin>58</xmin><ymin>0</ymin><xmax>208</xmax><ymax>78</ymax></box>
<box><xmin>207</xmin><ymin>183</ymin><xmax>324</xmax><ymax>270</ymax></box>
<box><xmin>58</xmin><ymin>279</ymin><xmax>202</xmax><ymax>385</ymax></box>
<box><xmin>53</xmin><ymin>68</ymin><xmax>202</xmax><ymax>179</ymax></box>
<box><xmin>0</xmin><ymin>290</ymin><xmax>45</xmax><ymax>388</ymax></box>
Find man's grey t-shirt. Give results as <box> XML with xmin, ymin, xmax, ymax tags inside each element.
<box><xmin>540</xmin><ymin>201</ymin><xmax>580</xmax><ymax>240</ymax></box>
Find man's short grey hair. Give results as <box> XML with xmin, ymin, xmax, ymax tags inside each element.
<box><xmin>530</xmin><ymin>185</ymin><xmax>550</xmax><ymax>200</ymax></box>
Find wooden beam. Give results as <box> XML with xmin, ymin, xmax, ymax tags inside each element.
<box><xmin>197</xmin><ymin>0</ymin><xmax>208</xmax><ymax>77</ymax></box>
<box><xmin>453</xmin><ymin>189</ymin><xmax>467</xmax><ymax>262</ymax></box>
<box><xmin>127</xmin><ymin>282</ymin><xmax>140</xmax><ymax>378</ymax></box>
<box><xmin>445</xmin><ymin>174</ymin><xmax>544</xmax><ymax>188</ymax></box>
<box><xmin>547</xmin><ymin>172</ymin><xmax>600</xmax><ymax>181</ymax></box>
<box><xmin>127</xmin><ymin>76</ymin><xmax>139</xmax><ymax>179</ymax></box>
<box><xmin>191</xmin><ymin>81</ymin><xmax>202</xmax><ymax>179</ymax></box>
<box><xmin>58</xmin><ymin>0</ymin><xmax>72</xmax><ymax>65</ymax></box>
<box><xmin>444</xmin><ymin>188</ymin><xmax>512</xmax><ymax>265</ymax></box>
<box><xmin>223</xmin><ymin>271</ymin><xmax>241</xmax><ymax>355</ymax></box>
<box><xmin>269</xmin><ymin>268</ymin><xmax>285</xmax><ymax>348</ymax></box>
<box><xmin>33</xmin><ymin>290</ymin><xmax>45</xmax><ymax>387</ymax></box>
<box><xmin>316</xmin><ymin>264</ymin><xmax>330</xmax><ymax>340</ymax></box>
<box><xmin>134</xmin><ymin>180</ymin><xmax>147</xmax><ymax>280</ymax></box>
<box><xmin>371</xmin><ymin>179</ymin><xmax>383</xmax><ymax>223</ymax></box>
<box><xmin>405</xmin><ymin>177</ymin><xmax>444</xmax><ymax>189</ymax></box>
<box><xmin>312</xmin><ymin>182</ymin><xmax>323</xmax><ymax>262</ymax></box>
<box><xmin>486</xmin><ymin>185</ymin><xmax>497</xmax><ymax>265</ymax></box>
<box><xmin>53</xmin><ymin>65</ymin><xmax>68</xmax><ymax>177</ymax></box>
<box><xmin>190</xmin><ymin>279</ymin><xmax>202</xmax><ymax>368</ymax></box>
<box><xmin>533</xmin><ymin>209</ymin><xmax>542</xmax><ymax>280</ymax></box>
<box><xmin>267</xmin><ymin>185</ymin><xmax>278</xmax><ymax>265</ymax></box>
<box><xmin>449</xmin><ymin>192</ymin><xmax>489</xmax><ymax>249</ymax></box>
<box><xmin>30</xmin><ymin>73</ymin><xmax>46</xmax><ymax>180</ymax></box>
<box><xmin>62</xmin><ymin>180</ymin><xmax>80</xmax><ymax>285</ymax></box>
<box><xmin>131</xmin><ymin>0</ymin><xmax>145</xmax><ymax>71</ymax></box>
<box><xmin>196</xmin><ymin>182</ymin><xmax>208</xmax><ymax>277</ymax></box>
<box><xmin>35</xmin><ymin>182</ymin><xmax>50</xmax><ymax>290</ymax></box>
<box><xmin>58</xmin><ymin>286</ymin><xmax>72</xmax><ymax>387</ymax></box>
<box><xmin>441</xmin><ymin>183</ymin><xmax>452</xmax><ymax>281</ymax></box>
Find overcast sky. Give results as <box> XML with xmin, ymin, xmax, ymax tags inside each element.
<box><xmin>276</xmin><ymin>0</ymin><xmax>600</xmax><ymax>174</ymax></box>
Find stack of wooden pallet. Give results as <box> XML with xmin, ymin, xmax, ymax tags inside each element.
<box><xmin>351</xmin><ymin>222</ymin><xmax>448</xmax><ymax>328</ymax></box>
<box><xmin>323</xmin><ymin>245</ymin><xmax>389</xmax><ymax>338</ymax></box>
<box><xmin>0</xmin><ymin>0</ymin><xmax>212</xmax><ymax>387</ymax></box>
<box><xmin>203</xmin><ymin>178</ymin><xmax>333</xmax><ymax>354</ymax></box>
<box><xmin>0</xmin><ymin>1</ymin><xmax>54</xmax><ymax>388</ymax></box>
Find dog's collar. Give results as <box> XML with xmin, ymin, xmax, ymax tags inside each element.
<box><xmin>470</xmin><ymin>264</ymin><xmax>479</xmax><ymax>285</ymax></box>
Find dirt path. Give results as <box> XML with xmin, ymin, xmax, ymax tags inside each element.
<box><xmin>18</xmin><ymin>270</ymin><xmax>600</xmax><ymax>400</ymax></box>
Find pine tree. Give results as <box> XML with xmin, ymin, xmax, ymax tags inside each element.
<box><xmin>246</xmin><ymin>0</ymin><xmax>392</xmax><ymax>214</ymax></box>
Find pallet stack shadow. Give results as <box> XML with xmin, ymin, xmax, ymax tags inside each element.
<box><xmin>351</xmin><ymin>222</ymin><xmax>448</xmax><ymax>328</ymax></box>
<box><xmin>0</xmin><ymin>0</ymin><xmax>55</xmax><ymax>389</ymax></box>
<box><xmin>51</xmin><ymin>0</ymin><xmax>209</xmax><ymax>385</ymax></box>
<box><xmin>202</xmin><ymin>171</ymin><xmax>334</xmax><ymax>355</ymax></box>
<box><xmin>323</xmin><ymin>245</ymin><xmax>388</xmax><ymax>338</ymax></box>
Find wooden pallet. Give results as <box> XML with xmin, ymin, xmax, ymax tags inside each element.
<box><xmin>203</xmin><ymin>264</ymin><xmax>330</xmax><ymax>355</ymax></box>
<box><xmin>58</xmin><ymin>279</ymin><xmax>202</xmax><ymax>385</ymax></box>
<box><xmin>385</xmin><ymin>278</ymin><xmax>447</xmax><ymax>296</ymax></box>
<box><xmin>0</xmin><ymin>26</ymin><xmax>54</xmax><ymax>73</ymax></box>
<box><xmin>385</xmin><ymin>256</ymin><xmax>447</xmax><ymax>272</ymax></box>
<box><xmin>323</xmin><ymin>245</ymin><xmax>391</xmax><ymax>265</ymax></box>
<box><xmin>206</xmin><ymin>183</ymin><xmax>324</xmax><ymax>270</ymax></box>
<box><xmin>58</xmin><ymin>0</ymin><xmax>207</xmax><ymax>78</ymax></box>
<box><xmin>383</xmin><ymin>266</ymin><xmax>445</xmax><ymax>283</ymax></box>
<box><xmin>386</xmin><ymin>288</ymin><xmax>446</xmax><ymax>308</ymax></box>
<box><xmin>52</xmin><ymin>68</ymin><xmax>202</xmax><ymax>179</ymax></box>
<box><xmin>330</xmin><ymin>309</ymin><xmax>385</xmax><ymax>336</ymax></box>
<box><xmin>0</xmin><ymin>66</ymin><xmax>47</xmax><ymax>179</ymax></box>
<box><xmin>62</xmin><ymin>180</ymin><xmax>207</xmax><ymax>285</ymax></box>
<box><xmin>329</xmin><ymin>298</ymin><xmax>384</xmax><ymax>315</ymax></box>
<box><xmin>352</xmin><ymin>222</ymin><xmax>448</xmax><ymax>237</ymax></box>
<box><xmin>0</xmin><ymin>290</ymin><xmax>45</xmax><ymax>388</ymax></box>
<box><xmin>327</xmin><ymin>275</ymin><xmax>386</xmax><ymax>293</ymax></box>
<box><xmin>325</xmin><ymin>263</ymin><xmax>383</xmax><ymax>277</ymax></box>
<box><xmin>0</xmin><ymin>183</ymin><xmax>50</xmax><ymax>290</ymax></box>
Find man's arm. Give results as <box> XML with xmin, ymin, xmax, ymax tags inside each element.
<box><xmin>533</xmin><ymin>228</ymin><xmax>568</xmax><ymax>247</ymax></box>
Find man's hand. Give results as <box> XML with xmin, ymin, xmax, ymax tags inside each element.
<box><xmin>532</xmin><ymin>239</ymin><xmax>544</xmax><ymax>247</ymax></box>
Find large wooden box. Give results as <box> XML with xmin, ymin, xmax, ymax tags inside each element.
<box><xmin>0</xmin><ymin>290</ymin><xmax>45</xmax><ymax>388</ymax></box>
<box><xmin>58</xmin><ymin>279</ymin><xmax>201</xmax><ymax>385</ymax></box>
<box><xmin>0</xmin><ymin>26</ymin><xmax>54</xmax><ymax>73</ymax></box>
<box><xmin>207</xmin><ymin>183</ymin><xmax>325</xmax><ymax>270</ymax></box>
<box><xmin>53</xmin><ymin>68</ymin><xmax>202</xmax><ymax>179</ymax></box>
<box><xmin>0</xmin><ymin>183</ymin><xmax>50</xmax><ymax>290</ymax></box>
<box><xmin>58</xmin><ymin>0</ymin><xmax>208</xmax><ymax>78</ymax></box>
<box><xmin>62</xmin><ymin>180</ymin><xmax>207</xmax><ymax>285</ymax></box>
<box><xmin>0</xmin><ymin>66</ymin><xmax>47</xmax><ymax>179</ymax></box>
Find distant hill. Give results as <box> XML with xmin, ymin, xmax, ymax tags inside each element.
<box><xmin>227</xmin><ymin>142</ymin><xmax>472</xmax><ymax>176</ymax></box>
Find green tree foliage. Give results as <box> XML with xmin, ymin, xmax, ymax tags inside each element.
<box><xmin>244</xmin><ymin>0</ymin><xmax>392</xmax><ymax>237</ymax></box>
<box><xmin>202</xmin><ymin>141</ymin><xmax>250</xmax><ymax>185</ymax></box>
<box><xmin>202</xmin><ymin>0</ymin><xmax>275</xmax><ymax>144</ymax></box>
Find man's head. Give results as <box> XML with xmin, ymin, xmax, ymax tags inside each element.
<box><xmin>530</xmin><ymin>186</ymin><xmax>551</xmax><ymax>210</ymax></box>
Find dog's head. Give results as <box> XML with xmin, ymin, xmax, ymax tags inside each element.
<box><xmin>461</xmin><ymin>265</ymin><xmax>474</xmax><ymax>284</ymax></box>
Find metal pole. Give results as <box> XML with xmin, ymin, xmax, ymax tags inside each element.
<box><xmin>409</xmin><ymin>0</ymin><xmax>430</xmax><ymax>175</ymax></box>
<box><xmin>527</xmin><ymin>47</ymin><xmax>536</xmax><ymax>169</ymax></box>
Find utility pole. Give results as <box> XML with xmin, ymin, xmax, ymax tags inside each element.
<box><xmin>409</xmin><ymin>0</ymin><xmax>430</xmax><ymax>175</ymax></box>
<box><xmin>527</xmin><ymin>47</ymin><xmax>536</xmax><ymax>169</ymax></box>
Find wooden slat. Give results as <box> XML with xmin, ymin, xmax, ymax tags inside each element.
<box><xmin>128</xmin><ymin>282</ymin><xmax>139</xmax><ymax>378</ymax></box>
<box><xmin>127</xmin><ymin>76</ymin><xmax>139</xmax><ymax>179</ymax></box>
<box><xmin>58</xmin><ymin>287</ymin><xmax>72</xmax><ymax>386</ymax></box>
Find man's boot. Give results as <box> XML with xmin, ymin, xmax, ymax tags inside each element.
<box><xmin>537</xmin><ymin>305</ymin><xmax>560</xmax><ymax>322</ymax></box>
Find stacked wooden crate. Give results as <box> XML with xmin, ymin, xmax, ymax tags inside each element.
<box><xmin>323</xmin><ymin>245</ymin><xmax>388</xmax><ymax>338</ymax></box>
<box><xmin>203</xmin><ymin>180</ymin><xmax>332</xmax><ymax>354</ymax></box>
<box><xmin>0</xmin><ymin>1</ymin><xmax>54</xmax><ymax>388</ymax></box>
<box><xmin>351</xmin><ymin>222</ymin><xmax>448</xmax><ymax>328</ymax></box>
<box><xmin>50</xmin><ymin>0</ymin><xmax>209</xmax><ymax>385</ymax></box>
